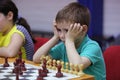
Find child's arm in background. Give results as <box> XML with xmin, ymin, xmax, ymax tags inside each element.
<box><xmin>0</xmin><ymin>33</ymin><xmax>24</xmax><ymax>58</ymax></box>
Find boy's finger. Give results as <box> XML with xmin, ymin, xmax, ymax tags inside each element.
<box><xmin>80</xmin><ymin>26</ymin><xmax>83</xmax><ymax>32</ymax></box>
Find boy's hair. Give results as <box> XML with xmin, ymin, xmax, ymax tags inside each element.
<box><xmin>55</xmin><ymin>2</ymin><xmax>90</xmax><ymax>27</ymax></box>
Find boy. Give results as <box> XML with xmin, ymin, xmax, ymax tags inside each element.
<box><xmin>33</xmin><ymin>2</ymin><xmax>106</xmax><ymax>80</ymax></box>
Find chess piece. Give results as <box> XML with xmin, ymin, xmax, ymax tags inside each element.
<box><xmin>39</xmin><ymin>55</ymin><xmax>45</xmax><ymax>66</ymax></box>
<box><xmin>45</xmin><ymin>56</ymin><xmax>50</xmax><ymax>61</ymax></box>
<box><xmin>39</xmin><ymin>68</ymin><xmax>47</xmax><ymax>77</ymax></box>
<box><xmin>47</xmin><ymin>59</ymin><xmax>52</xmax><ymax>69</ymax></box>
<box><xmin>37</xmin><ymin>76</ymin><xmax>43</xmax><ymax>80</ymax></box>
<box><xmin>37</xmin><ymin>69</ymin><xmax>44</xmax><ymax>80</ymax></box>
<box><xmin>21</xmin><ymin>61</ymin><xmax>26</xmax><ymax>71</ymax></box>
<box><xmin>18</xmin><ymin>63</ymin><xmax>23</xmax><ymax>75</ymax></box>
<box><xmin>18</xmin><ymin>52</ymin><xmax>22</xmax><ymax>63</ymax></box>
<box><xmin>14</xmin><ymin>66</ymin><xmax>20</xmax><ymax>80</ymax></box>
<box><xmin>15</xmin><ymin>58</ymin><xmax>19</xmax><ymax>66</ymax></box>
<box><xmin>69</xmin><ymin>63</ymin><xmax>74</xmax><ymax>74</ymax></box>
<box><xmin>77</xmin><ymin>64</ymin><xmax>84</xmax><ymax>76</ymax></box>
<box><xmin>65</xmin><ymin>62</ymin><xmax>69</xmax><ymax>73</ymax></box>
<box><xmin>74</xmin><ymin>64</ymin><xmax>79</xmax><ymax>75</ymax></box>
<box><xmin>52</xmin><ymin>59</ymin><xmax>56</xmax><ymax>70</ymax></box>
<box><xmin>3</xmin><ymin>57</ymin><xmax>9</xmax><ymax>67</ymax></box>
<box><xmin>61</xmin><ymin>61</ymin><xmax>64</xmax><ymax>72</ymax></box>
<box><xmin>56</xmin><ymin>61</ymin><xmax>63</xmax><ymax>77</ymax></box>
<box><xmin>42</xmin><ymin>57</ymin><xmax>48</xmax><ymax>73</ymax></box>
<box><xmin>13</xmin><ymin>61</ymin><xmax>18</xmax><ymax>73</ymax></box>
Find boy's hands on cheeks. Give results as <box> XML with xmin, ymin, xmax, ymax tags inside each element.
<box><xmin>53</xmin><ymin>21</ymin><xmax>59</xmax><ymax>39</ymax></box>
<box><xmin>65</xmin><ymin>23</ymin><xmax>83</xmax><ymax>42</ymax></box>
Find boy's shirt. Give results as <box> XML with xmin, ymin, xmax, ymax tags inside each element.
<box><xmin>0</xmin><ymin>25</ymin><xmax>34</xmax><ymax>60</ymax></box>
<box><xmin>49</xmin><ymin>35</ymin><xmax>106</xmax><ymax>80</ymax></box>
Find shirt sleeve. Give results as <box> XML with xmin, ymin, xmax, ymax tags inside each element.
<box><xmin>79</xmin><ymin>42</ymin><xmax>103</xmax><ymax>65</ymax></box>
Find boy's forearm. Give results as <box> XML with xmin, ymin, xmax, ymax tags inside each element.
<box><xmin>33</xmin><ymin>36</ymin><xmax>59</xmax><ymax>63</ymax></box>
<box><xmin>65</xmin><ymin>39</ymin><xmax>91</xmax><ymax>69</ymax></box>
<box><xmin>65</xmin><ymin>39</ymin><xmax>83</xmax><ymax>64</ymax></box>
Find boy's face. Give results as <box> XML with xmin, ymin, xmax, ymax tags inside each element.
<box><xmin>56</xmin><ymin>22</ymin><xmax>70</xmax><ymax>42</ymax></box>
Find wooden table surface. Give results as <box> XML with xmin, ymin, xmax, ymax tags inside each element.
<box><xmin>0</xmin><ymin>57</ymin><xmax>95</xmax><ymax>80</ymax></box>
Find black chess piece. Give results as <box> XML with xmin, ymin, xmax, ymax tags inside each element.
<box><xmin>21</xmin><ymin>61</ymin><xmax>26</xmax><ymax>71</ymax></box>
<box><xmin>42</xmin><ymin>58</ymin><xmax>48</xmax><ymax>73</ymax></box>
<box><xmin>15</xmin><ymin>66</ymin><xmax>20</xmax><ymax>80</ymax></box>
<box><xmin>37</xmin><ymin>69</ymin><xmax>44</xmax><ymax>80</ymax></box>
<box><xmin>3</xmin><ymin>57</ymin><xmax>9</xmax><ymax>67</ymax></box>
<box><xmin>56</xmin><ymin>62</ymin><xmax>63</xmax><ymax>77</ymax></box>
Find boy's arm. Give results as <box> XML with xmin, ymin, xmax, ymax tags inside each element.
<box><xmin>0</xmin><ymin>33</ymin><xmax>24</xmax><ymax>58</ymax></box>
<box><xmin>33</xmin><ymin>21</ymin><xmax>59</xmax><ymax>63</ymax></box>
<box><xmin>65</xmin><ymin>39</ymin><xmax>91</xmax><ymax>69</ymax></box>
<box><xmin>33</xmin><ymin>36</ymin><xmax>59</xmax><ymax>63</ymax></box>
<box><xmin>65</xmin><ymin>23</ymin><xmax>91</xmax><ymax>69</ymax></box>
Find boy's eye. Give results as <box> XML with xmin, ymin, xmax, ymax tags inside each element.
<box><xmin>64</xmin><ymin>29</ymin><xmax>68</xmax><ymax>32</ymax></box>
<box><xmin>57</xmin><ymin>29</ymin><xmax>61</xmax><ymax>32</ymax></box>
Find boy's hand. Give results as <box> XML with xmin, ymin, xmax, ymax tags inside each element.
<box><xmin>65</xmin><ymin>23</ymin><xmax>83</xmax><ymax>42</ymax></box>
<box><xmin>53</xmin><ymin>21</ymin><xmax>59</xmax><ymax>39</ymax></box>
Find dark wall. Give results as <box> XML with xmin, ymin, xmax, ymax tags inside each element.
<box><xmin>77</xmin><ymin>0</ymin><xmax>103</xmax><ymax>38</ymax></box>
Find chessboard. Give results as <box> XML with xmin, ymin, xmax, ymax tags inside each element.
<box><xmin>0</xmin><ymin>63</ymin><xmax>81</xmax><ymax>80</ymax></box>
<box><xmin>0</xmin><ymin>57</ymin><xmax>94</xmax><ymax>80</ymax></box>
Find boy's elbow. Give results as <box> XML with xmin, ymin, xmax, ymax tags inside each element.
<box><xmin>33</xmin><ymin>56</ymin><xmax>40</xmax><ymax>63</ymax></box>
<box><xmin>33</xmin><ymin>59</ymin><xmax>40</xmax><ymax>63</ymax></box>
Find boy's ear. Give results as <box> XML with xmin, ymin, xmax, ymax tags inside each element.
<box><xmin>82</xmin><ymin>25</ymin><xmax>88</xmax><ymax>33</ymax></box>
<box><xmin>53</xmin><ymin>20</ymin><xmax>57</xmax><ymax>27</ymax></box>
<box><xmin>6</xmin><ymin>11</ymin><xmax>13</xmax><ymax>21</ymax></box>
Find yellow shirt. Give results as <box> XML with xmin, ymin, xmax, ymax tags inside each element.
<box><xmin>0</xmin><ymin>25</ymin><xmax>26</xmax><ymax>59</ymax></box>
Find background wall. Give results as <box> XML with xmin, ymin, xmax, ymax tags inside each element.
<box><xmin>12</xmin><ymin>0</ymin><xmax>120</xmax><ymax>37</ymax></box>
<box><xmin>103</xmin><ymin>0</ymin><xmax>120</xmax><ymax>37</ymax></box>
<box><xmin>12</xmin><ymin>0</ymin><xmax>76</xmax><ymax>32</ymax></box>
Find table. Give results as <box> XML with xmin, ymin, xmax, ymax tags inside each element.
<box><xmin>0</xmin><ymin>57</ymin><xmax>95</xmax><ymax>80</ymax></box>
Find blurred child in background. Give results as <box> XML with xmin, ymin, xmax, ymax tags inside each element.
<box><xmin>0</xmin><ymin>0</ymin><xmax>34</xmax><ymax>61</ymax></box>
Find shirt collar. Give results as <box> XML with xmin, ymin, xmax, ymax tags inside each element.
<box><xmin>77</xmin><ymin>35</ymin><xmax>90</xmax><ymax>50</ymax></box>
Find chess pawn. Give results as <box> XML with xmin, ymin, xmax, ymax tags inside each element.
<box><xmin>45</xmin><ymin>56</ymin><xmax>50</xmax><ymax>68</ymax></box>
<box><xmin>77</xmin><ymin>64</ymin><xmax>84</xmax><ymax>76</ymax></box>
<box><xmin>42</xmin><ymin>58</ymin><xmax>48</xmax><ymax>73</ymax></box>
<box><xmin>56</xmin><ymin>60</ymin><xmax>63</xmax><ymax>77</ymax></box>
<box><xmin>69</xmin><ymin>63</ymin><xmax>74</xmax><ymax>74</ymax></box>
<box><xmin>52</xmin><ymin>59</ymin><xmax>56</xmax><ymax>70</ymax></box>
<box><xmin>65</xmin><ymin>62</ymin><xmax>69</xmax><ymax>73</ymax></box>
<box><xmin>47</xmin><ymin>59</ymin><xmax>52</xmax><ymax>69</ymax></box>
<box><xmin>61</xmin><ymin>61</ymin><xmax>64</xmax><ymax>72</ymax></box>
<box><xmin>73</xmin><ymin>64</ymin><xmax>79</xmax><ymax>75</ymax></box>
<box><xmin>45</xmin><ymin>55</ymin><xmax>50</xmax><ymax>61</ymax></box>
<box><xmin>37</xmin><ymin>69</ymin><xmax>44</xmax><ymax>80</ymax></box>
<box><xmin>46</xmin><ymin>60</ymin><xmax>49</xmax><ymax>68</ymax></box>
<box><xmin>3</xmin><ymin>57</ymin><xmax>9</xmax><ymax>67</ymax></box>
<box><xmin>39</xmin><ymin>55</ymin><xmax>45</xmax><ymax>66</ymax></box>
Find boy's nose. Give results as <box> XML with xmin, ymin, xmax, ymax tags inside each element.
<box><xmin>60</xmin><ymin>32</ymin><xmax>65</xmax><ymax>39</ymax></box>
